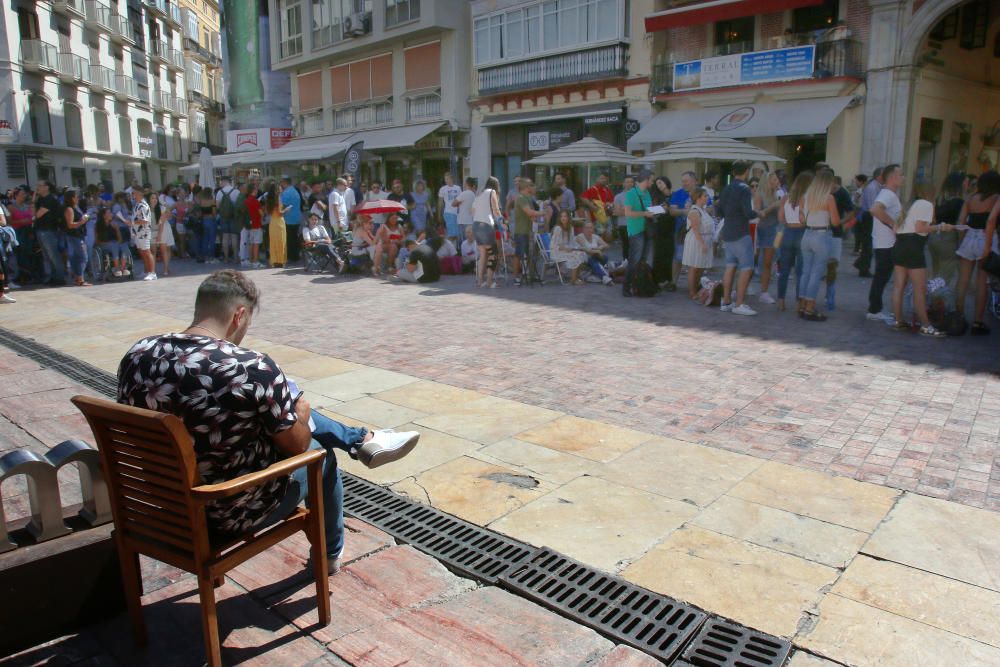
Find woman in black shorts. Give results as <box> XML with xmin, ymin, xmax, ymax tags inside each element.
<box><xmin>890</xmin><ymin>183</ymin><xmax>954</xmax><ymax>337</ymax></box>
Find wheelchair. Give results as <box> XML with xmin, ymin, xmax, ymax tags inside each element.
<box><xmin>87</xmin><ymin>244</ymin><xmax>135</xmax><ymax>283</ymax></box>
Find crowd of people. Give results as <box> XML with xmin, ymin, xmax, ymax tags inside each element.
<box><xmin>1</xmin><ymin>163</ymin><xmax>998</xmax><ymax>336</ymax></box>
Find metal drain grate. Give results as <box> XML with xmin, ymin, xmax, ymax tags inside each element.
<box><xmin>0</xmin><ymin>328</ymin><xmax>119</xmax><ymax>397</ymax></box>
<box><xmin>680</xmin><ymin>618</ymin><xmax>791</xmax><ymax>667</ymax></box>
<box><xmin>500</xmin><ymin>548</ymin><xmax>706</xmax><ymax>663</ymax></box>
<box><xmin>341</xmin><ymin>473</ymin><xmax>534</xmax><ymax>584</ymax></box>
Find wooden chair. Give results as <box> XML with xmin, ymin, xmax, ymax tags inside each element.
<box><xmin>71</xmin><ymin>395</ymin><xmax>331</xmax><ymax>667</ymax></box>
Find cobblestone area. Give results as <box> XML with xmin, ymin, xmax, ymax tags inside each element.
<box><xmin>75</xmin><ymin>260</ymin><xmax>1000</xmax><ymax>511</ymax></box>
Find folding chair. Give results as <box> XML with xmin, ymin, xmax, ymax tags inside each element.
<box><xmin>535</xmin><ymin>232</ymin><xmax>564</xmax><ymax>285</ymax></box>
<box><xmin>303</xmin><ymin>245</ymin><xmax>335</xmax><ymax>274</ymax></box>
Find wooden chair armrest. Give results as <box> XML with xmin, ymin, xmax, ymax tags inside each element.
<box><xmin>190</xmin><ymin>449</ymin><xmax>325</xmax><ymax>502</ymax></box>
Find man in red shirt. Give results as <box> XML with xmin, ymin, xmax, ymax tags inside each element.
<box><xmin>244</xmin><ymin>183</ymin><xmax>264</xmax><ymax>268</ymax></box>
<box><xmin>581</xmin><ymin>173</ymin><xmax>615</xmax><ymax>240</ymax></box>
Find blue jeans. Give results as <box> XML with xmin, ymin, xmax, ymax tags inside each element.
<box><xmin>723</xmin><ymin>235</ymin><xmax>754</xmax><ymax>271</ymax></box>
<box><xmin>777</xmin><ymin>226</ymin><xmax>804</xmax><ymax>300</ymax></box>
<box><xmin>257</xmin><ymin>410</ymin><xmax>367</xmax><ymax>558</ymax></box>
<box><xmin>35</xmin><ymin>229</ymin><xmax>65</xmax><ymax>282</ymax></box>
<box><xmin>623</xmin><ymin>231</ymin><xmax>649</xmax><ymax>294</ymax></box>
<box><xmin>200</xmin><ymin>216</ymin><xmax>217</xmax><ymax>260</ymax></box>
<box><xmin>800</xmin><ymin>228</ymin><xmax>831</xmax><ymax>301</ymax></box>
<box><xmin>586</xmin><ymin>255</ymin><xmax>608</xmax><ymax>278</ymax></box>
<box><xmin>67</xmin><ymin>236</ymin><xmax>88</xmax><ymax>279</ymax></box>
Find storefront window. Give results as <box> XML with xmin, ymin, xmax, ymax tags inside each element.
<box><xmin>714</xmin><ymin>17</ymin><xmax>754</xmax><ymax>55</ymax></box>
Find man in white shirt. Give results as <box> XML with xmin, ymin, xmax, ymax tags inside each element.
<box><xmin>328</xmin><ymin>178</ymin><xmax>350</xmax><ymax>231</ymax></box>
<box><xmin>339</xmin><ymin>173</ymin><xmax>357</xmax><ymax>217</ymax></box>
<box><xmin>452</xmin><ymin>178</ymin><xmax>477</xmax><ymax>239</ymax></box>
<box><xmin>866</xmin><ymin>164</ymin><xmax>902</xmax><ymax>322</ymax></box>
<box><xmin>437</xmin><ymin>173</ymin><xmax>462</xmax><ymax>240</ymax></box>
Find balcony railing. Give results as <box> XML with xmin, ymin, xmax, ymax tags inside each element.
<box><xmin>116</xmin><ymin>74</ymin><xmax>139</xmax><ymax>100</ymax></box>
<box><xmin>89</xmin><ymin>65</ymin><xmax>116</xmax><ymax>92</ymax></box>
<box><xmin>20</xmin><ymin>40</ymin><xmax>59</xmax><ymax>71</ymax></box>
<box><xmin>57</xmin><ymin>53</ymin><xmax>91</xmax><ymax>83</ymax></box>
<box><xmin>84</xmin><ymin>1</ymin><xmax>113</xmax><ymax>32</ymax></box>
<box><xmin>150</xmin><ymin>40</ymin><xmax>185</xmax><ymax>69</ymax></box>
<box><xmin>407</xmin><ymin>93</ymin><xmax>441</xmax><ymax>122</ymax></box>
<box><xmin>651</xmin><ymin>37</ymin><xmax>863</xmax><ymax>95</ymax></box>
<box><xmin>52</xmin><ymin>0</ymin><xmax>86</xmax><ymax>17</ymax></box>
<box><xmin>146</xmin><ymin>0</ymin><xmax>181</xmax><ymax>26</ymax></box>
<box><xmin>477</xmin><ymin>43</ymin><xmax>629</xmax><ymax>95</ymax></box>
<box><xmin>111</xmin><ymin>13</ymin><xmax>137</xmax><ymax>43</ymax></box>
<box><xmin>153</xmin><ymin>90</ymin><xmax>187</xmax><ymax>116</ymax></box>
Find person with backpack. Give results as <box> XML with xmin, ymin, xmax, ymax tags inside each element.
<box><xmin>216</xmin><ymin>177</ymin><xmax>239</xmax><ymax>263</ymax></box>
<box><xmin>622</xmin><ymin>170</ymin><xmax>657</xmax><ymax>297</ymax></box>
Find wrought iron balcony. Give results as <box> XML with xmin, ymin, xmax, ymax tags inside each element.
<box><xmin>150</xmin><ymin>40</ymin><xmax>185</xmax><ymax>69</ymax></box>
<box><xmin>52</xmin><ymin>0</ymin><xmax>86</xmax><ymax>17</ymax></box>
<box><xmin>115</xmin><ymin>74</ymin><xmax>139</xmax><ymax>101</ymax></box>
<box><xmin>20</xmin><ymin>40</ymin><xmax>59</xmax><ymax>72</ymax></box>
<box><xmin>84</xmin><ymin>1</ymin><xmax>113</xmax><ymax>32</ymax></box>
<box><xmin>57</xmin><ymin>53</ymin><xmax>91</xmax><ymax>83</ymax></box>
<box><xmin>89</xmin><ymin>65</ymin><xmax>117</xmax><ymax>92</ymax></box>
<box><xmin>651</xmin><ymin>37</ymin><xmax>863</xmax><ymax>96</ymax></box>
<box><xmin>477</xmin><ymin>43</ymin><xmax>629</xmax><ymax>96</ymax></box>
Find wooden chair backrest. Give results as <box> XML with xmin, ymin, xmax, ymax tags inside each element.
<box><xmin>72</xmin><ymin>395</ymin><xmax>208</xmax><ymax>561</ymax></box>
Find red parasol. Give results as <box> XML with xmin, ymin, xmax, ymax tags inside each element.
<box><xmin>354</xmin><ymin>198</ymin><xmax>408</xmax><ymax>215</ymax></box>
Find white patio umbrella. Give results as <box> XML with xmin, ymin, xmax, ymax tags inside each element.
<box><xmin>645</xmin><ymin>131</ymin><xmax>785</xmax><ymax>164</ymax></box>
<box><xmin>524</xmin><ymin>137</ymin><xmax>647</xmax><ymax>186</ymax></box>
<box><xmin>198</xmin><ymin>146</ymin><xmax>216</xmax><ymax>190</ymax></box>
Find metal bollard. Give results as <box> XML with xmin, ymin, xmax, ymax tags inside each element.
<box><xmin>45</xmin><ymin>439</ymin><xmax>112</xmax><ymax>526</ymax></box>
<box><xmin>0</xmin><ymin>449</ymin><xmax>71</xmax><ymax>547</ymax></box>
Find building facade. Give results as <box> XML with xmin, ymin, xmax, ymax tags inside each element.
<box><xmin>0</xmin><ymin>0</ymin><xmax>199</xmax><ymax>191</ymax></box>
<box><xmin>264</xmin><ymin>0</ymin><xmax>471</xmax><ymax>188</ymax></box>
<box><xmin>179</xmin><ymin>0</ymin><xmax>226</xmax><ymax>157</ymax></box>
<box><xmin>468</xmin><ymin>0</ymin><xmax>656</xmax><ymax>196</ymax></box>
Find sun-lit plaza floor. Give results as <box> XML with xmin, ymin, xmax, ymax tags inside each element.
<box><xmin>2</xmin><ymin>253</ymin><xmax>999</xmax><ymax>665</ymax></box>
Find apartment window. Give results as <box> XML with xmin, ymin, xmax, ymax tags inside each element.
<box><xmin>301</xmin><ymin>111</ymin><xmax>324</xmax><ymax>134</ymax></box>
<box><xmin>18</xmin><ymin>9</ymin><xmax>40</xmax><ymax>40</ymax></box>
<box><xmin>118</xmin><ymin>116</ymin><xmax>133</xmax><ymax>154</ymax></box>
<box><xmin>172</xmin><ymin>131</ymin><xmax>182</xmax><ymax>161</ymax></box>
<box><xmin>407</xmin><ymin>92</ymin><xmax>440</xmax><ymax>121</ymax></box>
<box><xmin>186</xmin><ymin>10</ymin><xmax>198</xmax><ymax>40</ymax></box>
<box><xmin>29</xmin><ymin>95</ymin><xmax>52</xmax><ymax>144</ymax></box>
<box><xmin>278</xmin><ymin>0</ymin><xmax>303</xmax><ymax>58</ymax></box>
<box><xmin>194</xmin><ymin>111</ymin><xmax>207</xmax><ymax>143</ymax></box>
<box><xmin>385</xmin><ymin>0</ymin><xmax>419</xmax><ymax>27</ymax></box>
<box><xmin>312</xmin><ymin>0</ymin><xmax>353</xmax><ymax>47</ymax></box>
<box><xmin>95</xmin><ymin>111</ymin><xmax>111</xmax><ymax>151</ymax></box>
<box><xmin>793</xmin><ymin>0</ymin><xmax>839</xmax><ymax>34</ymax></box>
<box><xmin>474</xmin><ymin>0</ymin><xmax>620</xmax><ymax>65</ymax></box>
<box><xmin>188</xmin><ymin>61</ymin><xmax>204</xmax><ymax>93</ymax></box>
<box><xmin>714</xmin><ymin>16</ymin><xmax>754</xmax><ymax>55</ymax></box>
<box><xmin>64</xmin><ymin>104</ymin><xmax>84</xmax><ymax>149</ymax></box>
<box><xmin>156</xmin><ymin>126</ymin><xmax>167</xmax><ymax>159</ymax></box>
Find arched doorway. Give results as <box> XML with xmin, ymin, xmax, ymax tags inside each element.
<box><xmin>861</xmin><ymin>0</ymin><xmax>999</xmax><ymax>182</ymax></box>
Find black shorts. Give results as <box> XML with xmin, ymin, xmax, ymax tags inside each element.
<box><xmin>891</xmin><ymin>233</ymin><xmax>927</xmax><ymax>270</ymax></box>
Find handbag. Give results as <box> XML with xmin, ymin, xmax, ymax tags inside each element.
<box><xmin>983</xmin><ymin>251</ymin><xmax>1000</xmax><ymax>278</ymax></box>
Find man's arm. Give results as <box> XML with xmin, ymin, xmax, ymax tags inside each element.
<box><xmin>272</xmin><ymin>396</ymin><xmax>313</xmax><ymax>456</ymax></box>
<box><xmin>871</xmin><ymin>201</ymin><xmax>895</xmax><ymax>229</ymax></box>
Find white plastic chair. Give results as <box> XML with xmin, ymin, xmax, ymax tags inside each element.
<box><xmin>535</xmin><ymin>232</ymin><xmax>564</xmax><ymax>285</ymax></box>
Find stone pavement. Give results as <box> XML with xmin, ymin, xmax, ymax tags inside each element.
<box><xmin>1</xmin><ymin>261</ymin><xmax>999</xmax><ymax>665</ymax></box>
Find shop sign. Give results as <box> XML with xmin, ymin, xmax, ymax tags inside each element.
<box><xmin>270</xmin><ymin>128</ymin><xmax>293</xmax><ymax>149</ymax></box>
<box><xmin>549</xmin><ymin>131</ymin><xmax>574</xmax><ymax>150</ymax></box>
<box><xmin>673</xmin><ymin>45</ymin><xmax>815</xmax><ymax>92</ymax></box>
<box><xmin>0</xmin><ymin>119</ymin><xmax>14</xmax><ymax>144</ymax></box>
<box><xmin>584</xmin><ymin>113</ymin><xmax>622</xmax><ymax>126</ymax></box>
<box><xmin>528</xmin><ymin>131</ymin><xmax>550</xmax><ymax>152</ymax></box>
<box><xmin>138</xmin><ymin>135</ymin><xmax>154</xmax><ymax>158</ymax></box>
<box><xmin>226</xmin><ymin>127</ymin><xmax>293</xmax><ymax>152</ymax></box>
<box><xmin>624</xmin><ymin>119</ymin><xmax>640</xmax><ymax>140</ymax></box>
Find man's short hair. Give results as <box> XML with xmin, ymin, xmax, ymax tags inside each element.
<box><xmin>193</xmin><ymin>270</ymin><xmax>261</xmax><ymax>321</ymax></box>
<box><xmin>872</xmin><ymin>167</ymin><xmax>884</xmax><ymax>179</ymax></box>
<box><xmin>636</xmin><ymin>169</ymin><xmax>653</xmax><ymax>185</ymax></box>
<box><xmin>519</xmin><ymin>178</ymin><xmax>534</xmax><ymax>190</ymax></box>
<box><xmin>681</xmin><ymin>171</ymin><xmax>697</xmax><ymax>181</ymax></box>
<box><xmin>883</xmin><ymin>164</ymin><xmax>901</xmax><ymax>179</ymax></box>
<box><xmin>336</xmin><ymin>178</ymin><xmax>347</xmax><ymax>187</ymax></box>
<box><xmin>465</xmin><ymin>177</ymin><xmax>478</xmax><ymax>188</ymax></box>
<box><xmin>731</xmin><ymin>161</ymin><xmax>750</xmax><ymax>177</ymax></box>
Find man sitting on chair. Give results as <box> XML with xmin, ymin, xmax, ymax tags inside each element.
<box><xmin>116</xmin><ymin>270</ymin><xmax>419</xmax><ymax>572</ymax></box>
<box><xmin>302</xmin><ymin>212</ymin><xmax>345</xmax><ymax>272</ymax></box>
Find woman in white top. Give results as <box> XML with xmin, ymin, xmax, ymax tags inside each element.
<box><xmin>682</xmin><ymin>188</ymin><xmax>715</xmax><ymax>299</ymax></box>
<box><xmin>550</xmin><ymin>209</ymin><xmax>586</xmax><ymax>284</ymax></box>
<box><xmin>890</xmin><ymin>183</ymin><xmax>952</xmax><ymax>337</ymax></box>
<box><xmin>797</xmin><ymin>170</ymin><xmax>840</xmax><ymax>321</ymax></box>
<box><xmin>472</xmin><ymin>176</ymin><xmax>502</xmax><ymax>288</ymax></box>
<box><xmin>776</xmin><ymin>172</ymin><xmax>812</xmax><ymax>312</ymax></box>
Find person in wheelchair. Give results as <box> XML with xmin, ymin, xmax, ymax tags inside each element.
<box><xmin>96</xmin><ymin>207</ymin><xmax>130</xmax><ymax>278</ymax></box>
<box><xmin>301</xmin><ymin>213</ymin><xmax>345</xmax><ymax>273</ymax></box>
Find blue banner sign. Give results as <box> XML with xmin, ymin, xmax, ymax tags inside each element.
<box><xmin>673</xmin><ymin>45</ymin><xmax>816</xmax><ymax>92</ymax></box>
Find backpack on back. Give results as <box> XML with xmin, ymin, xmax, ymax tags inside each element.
<box><xmin>218</xmin><ymin>189</ymin><xmax>235</xmax><ymax>223</ymax></box>
<box><xmin>630</xmin><ymin>260</ymin><xmax>658</xmax><ymax>297</ymax></box>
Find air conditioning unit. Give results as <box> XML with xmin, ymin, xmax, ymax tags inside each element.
<box><xmin>344</xmin><ymin>12</ymin><xmax>370</xmax><ymax>37</ymax></box>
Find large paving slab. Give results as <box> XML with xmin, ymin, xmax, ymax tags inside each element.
<box><xmin>622</xmin><ymin>526</ymin><xmax>838</xmax><ymax>638</ymax></box>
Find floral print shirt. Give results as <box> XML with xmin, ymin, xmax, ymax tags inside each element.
<box><xmin>117</xmin><ymin>334</ymin><xmax>298</xmax><ymax>537</ymax></box>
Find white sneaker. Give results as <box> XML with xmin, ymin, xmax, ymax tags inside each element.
<box><xmin>866</xmin><ymin>311</ymin><xmax>893</xmax><ymax>322</ymax></box>
<box><xmin>585</xmin><ymin>275</ymin><xmax>602</xmax><ymax>284</ymax></box>
<box><xmin>255</xmin><ymin>262</ymin><xmax>266</xmax><ymax>269</ymax></box>
<box><xmin>0</xmin><ymin>294</ymin><xmax>15</xmax><ymax>304</ymax></box>
<box><xmin>113</xmin><ymin>270</ymin><xmax>123</xmax><ymax>278</ymax></box>
<box><xmin>355</xmin><ymin>429</ymin><xmax>420</xmax><ymax>468</ymax></box>
<box><xmin>489</xmin><ymin>281</ymin><xmax>498</xmax><ymax>289</ymax></box>
<box><xmin>732</xmin><ymin>304</ymin><xmax>758</xmax><ymax>316</ymax></box>
<box><xmin>143</xmin><ymin>273</ymin><xmax>158</xmax><ymax>281</ymax></box>
<box><xmin>602</xmin><ymin>275</ymin><xmax>613</xmax><ymax>285</ymax></box>
<box><xmin>720</xmin><ymin>302</ymin><xmax>734</xmax><ymax>312</ymax></box>
<box><xmin>122</xmin><ymin>268</ymin><xmax>131</xmax><ymax>276</ymax></box>
<box><xmin>759</xmin><ymin>292</ymin><xmax>776</xmax><ymax>304</ymax></box>
<box><xmin>240</xmin><ymin>260</ymin><xmax>251</xmax><ymax>268</ymax></box>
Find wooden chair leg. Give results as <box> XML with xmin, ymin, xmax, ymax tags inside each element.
<box><xmin>197</xmin><ymin>575</ymin><xmax>223</xmax><ymax>667</ymax></box>
<box><xmin>115</xmin><ymin>536</ymin><xmax>147</xmax><ymax>646</ymax></box>
<box><xmin>307</xmin><ymin>461</ymin><xmax>331</xmax><ymax>627</ymax></box>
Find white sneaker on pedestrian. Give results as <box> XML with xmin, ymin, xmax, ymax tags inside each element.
<box><xmin>759</xmin><ymin>292</ymin><xmax>776</xmax><ymax>304</ymax></box>
<box><xmin>143</xmin><ymin>273</ymin><xmax>158</xmax><ymax>281</ymax></box>
<box><xmin>602</xmin><ymin>275</ymin><xmax>613</xmax><ymax>285</ymax></box>
<box><xmin>0</xmin><ymin>294</ymin><xmax>15</xmax><ymax>304</ymax></box>
<box><xmin>354</xmin><ymin>429</ymin><xmax>420</xmax><ymax>468</ymax></box>
<box><xmin>113</xmin><ymin>270</ymin><xmax>122</xmax><ymax>278</ymax></box>
<box><xmin>720</xmin><ymin>302</ymin><xmax>734</xmax><ymax>312</ymax></box>
<box><xmin>122</xmin><ymin>268</ymin><xmax>131</xmax><ymax>276</ymax></box>
<box><xmin>732</xmin><ymin>304</ymin><xmax>758</xmax><ymax>316</ymax></box>
<box><xmin>866</xmin><ymin>311</ymin><xmax>892</xmax><ymax>322</ymax></box>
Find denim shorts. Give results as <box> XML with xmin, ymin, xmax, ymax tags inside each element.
<box><xmin>444</xmin><ymin>212</ymin><xmax>459</xmax><ymax>238</ymax></box>
<box><xmin>514</xmin><ymin>233</ymin><xmax>530</xmax><ymax>258</ymax></box>
<box><xmin>757</xmin><ymin>224</ymin><xmax>778</xmax><ymax>249</ymax></box>
<box><xmin>472</xmin><ymin>221</ymin><xmax>495</xmax><ymax>247</ymax></box>
<box><xmin>724</xmin><ymin>235</ymin><xmax>754</xmax><ymax>271</ymax></box>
